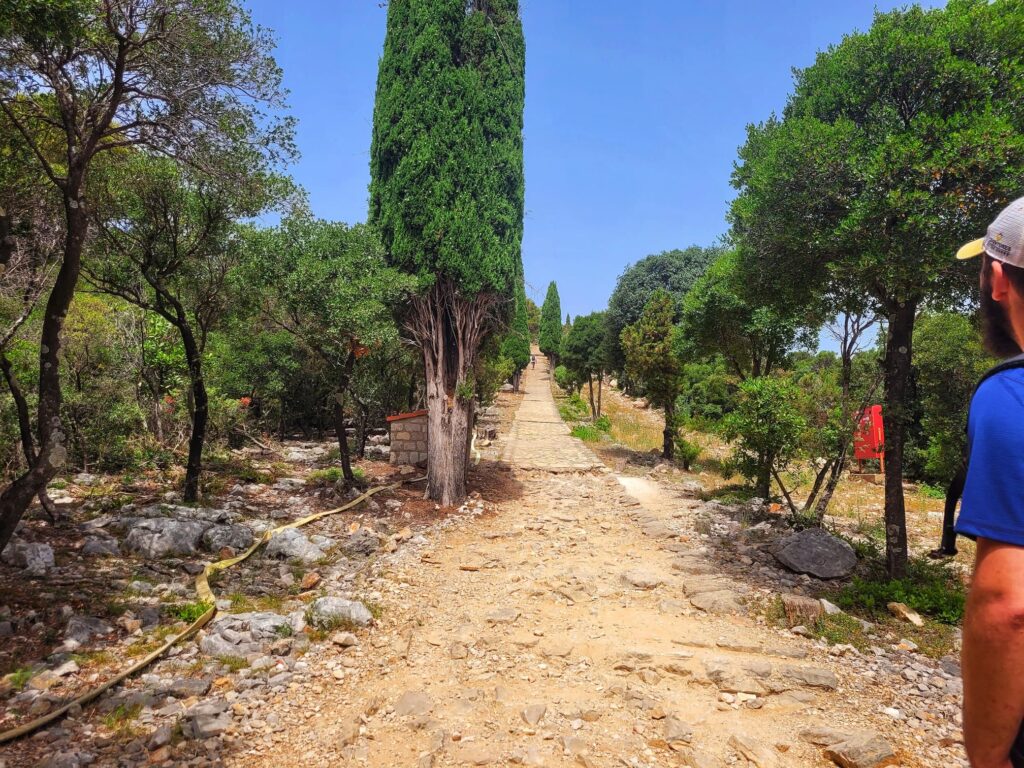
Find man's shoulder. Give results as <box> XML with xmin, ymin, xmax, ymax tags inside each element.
<box><xmin>975</xmin><ymin>366</ymin><xmax>1024</xmax><ymax>403</ymax></box>
<box><xmin>972</xmin><ymin>367</ymin><xmax>1024</xmax><ymax>431</ymax></box>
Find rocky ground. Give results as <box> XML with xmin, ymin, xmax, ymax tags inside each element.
<box><xmin>0</xmin><ymin>356</ymin><xmax>963</xmax><ymax>767</ymax></box>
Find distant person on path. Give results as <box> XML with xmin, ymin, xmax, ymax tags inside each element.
<box><xmin>531</xmin><ymin>354</ymin><xmax>536</xmax><ymax>369</ymax></box>
<box><xmin>954</xmin><ymin>198</ymin><xmax>1024</xmax><ymax>768</ymax></box>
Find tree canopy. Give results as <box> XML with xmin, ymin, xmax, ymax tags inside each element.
<box><xmin>539</xmin><ymin>281</ymin><xmax>562</xmax><ymax>360</ymax></box>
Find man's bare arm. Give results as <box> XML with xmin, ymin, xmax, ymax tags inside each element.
<box><xmin>963</xmin><ymin>537</ymin><xmax>1024</xmax><ymax>768</ymax></box>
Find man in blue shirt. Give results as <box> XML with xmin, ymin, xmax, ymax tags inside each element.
<box><xmin>955</xmin><ymin>197</ymin><xmax>1024</xmax><ymax>768</ymax></box>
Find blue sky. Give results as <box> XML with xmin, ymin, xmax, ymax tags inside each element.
<box><xmin>243</xmin><ymin>0</ymin><xmax>943</xmax><ymax>322</ymax></box>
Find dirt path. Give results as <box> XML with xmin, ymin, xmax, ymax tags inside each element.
<box><xmin>231</xmin><ymin>356</ymin><xmax>935</xmax><ymax>768</ymax></box>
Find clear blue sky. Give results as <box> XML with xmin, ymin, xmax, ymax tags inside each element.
<box><xmin>243</xmin><ymin>0</ymin><xmax>943</xmax><ymax>321</ymax></box>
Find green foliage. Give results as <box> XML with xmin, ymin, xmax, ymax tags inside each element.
<box><xmin>836</xmin><ymin>557</ymin><xmax>966</xmax><ymax>626</ymax></box>
<box><xmin>908</xmin><ymin>312</ymin><xmax>994</xmax><ymax>485</ymax></box>
<box><xmin>500</xmin><ymin>277</ymin><xmax>531</xmax><ymax>372</ymax></box>
<box><xmin>539</xmin><ymin>282</ymin><xmax>562</xmax><ymax>358</ymax></box>
<box><xmin>5</xmin><ymin>666</ymin><xmax>33</xmax><ymax>690</ymax></box>
<box><xmin>525</xmin><ymin>298</ymin><xmax>541</xmax><ymax>342</ymax></box>
<box><xmin>606</xmin><ymin>247</ymin><xmax>719</xmax><ymax>374</ymax></box>
<box><xmin>680</xmin><ymin>251</ymin><xmax>809</xmax><ymax>379</ymax></box>
<box><xmin>553</xmin><ymin>365</ymin><xmax>573</xmax><ymax>391</ymax></box>
<box><xmin>558</xmin><ymin>392</ymin><xmax>590</xmax><ymax>423</ymax></box>
<box><xmin>561</xmin><ymin>311</ymin><xmax>609</xmax><ymax>388</ymax></box>
<box><xmin>673</xmin><ymin>436</ymin><xmax>701</xmax><ymax>470</ymax></box>
<box><xmin>677</xmin><ymin>357</ymin><xmax>737</xmax><ymax>427</ymax></box>
<box><xmin>622</xmin><ymin>290</ymin><xmax>684</xmax><ymax>455</ymax></box>
<box><xmin>167</xmin><ymin>601</ymin><xmax>213</xmax><ymax>624</ymax></box>
<box><xmin>216</xmin><ymin>655</ymin><xmax>250</xmax><ymax>672</ymax></box>
<box><xmin>721</xmin><ymin>376</ymin><xmax>806</xmax><ymax>497</ymax></box>
<box><xmin>570</xmin><ymin>424</ymin><xmax>603</xmax><ymax>442</ymax></box>
<box><xmin>811</xmin><ymin>613</ymin><xmax>871</xmax><ymax>651</ymax></box>
<box><xmin>307</xmin><ymin>467</ymin><xmax>342</xmax><ymax>487</ymax></box>
<box><xmin>369</xmin><ymin>0</ymin><xmax>525</xmax><ymax>299</ymax></box>
<box><xmin>595</xmin><ymin>415</ymin><xmax>612</xmax><ymax>433</ymax></box>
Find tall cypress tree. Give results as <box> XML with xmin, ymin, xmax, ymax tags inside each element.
<box><xmin>500</xmin><ymin>273</ymin><xmax>531</xmax><ymax>392</ymax></box>
<box><xmin>539</xmin><ymin>281</ymin><xmax>562</xmax><ymax>363</ymax></box>
<box><xmin>370</xmin><ymin>0</ymin><xmax>525</xmax><ymax>505</ymax></box>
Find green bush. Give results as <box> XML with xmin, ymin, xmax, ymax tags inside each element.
<box><xmin>307</xmin><ymin>467</ymin><xmax>343</xmax><ymax>487</ymax></box>
<box><xmin>595</xmin><ymin>415</ymin><xmax>611</xmax><ymax>432</ymax></box>
<box><xmin>673</xmin><ymin>435</ymin><xmax>701</xmax><ymax>470</ymax></box>
<box><xmin>553</xmin><ymin>365</ymin><xmax>572</xmax><ymax>390</ymax></box>
<box><xmin>835</xmin><ymin>557</ymin><xmax>966</xmax><ymax>625</ymax></box>
<box><xmin>167</xmin><ymin>601</ymin><xmax>213</xmax><ymax>624</ymax></box>
<box><xmin>558</xmin><ymin>392</ymin><xmax>590</xmax><ymax>422</ymax></box>
<box><xmin>571</xmin><ymin>424</ymin><xmax>603</xmax><ymax>442</ymax></box>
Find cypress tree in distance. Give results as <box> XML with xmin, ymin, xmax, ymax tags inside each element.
<box><xmin>539</xmin><ymin>281</ymin><xmax>562</xmax><ymax>365</ymax></box>
<box><xmin>500</xmin><ymin>274</ymin><xmax>531</xmax><ymax>393</ymax></box>
<box><xmin>369</xmin><ymin>0</ymin><xmax>525</xmax><ymax>506</ymax></box>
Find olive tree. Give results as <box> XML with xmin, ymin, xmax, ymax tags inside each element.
<box><xmin>0</xmin><ymin>0</ymin><xmax>293</xmax><ymax>550</ymax></box>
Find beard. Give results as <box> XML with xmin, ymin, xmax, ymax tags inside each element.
<box><xmin>980</xmin><ymin>268</ymin><xmax>1023</xmax><ymax>358</ymax></box>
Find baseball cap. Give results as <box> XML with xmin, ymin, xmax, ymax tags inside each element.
<box><xmin>957</xmin><ymin>196</ymin><xmax>1024</xmax><ymax>265</ymax></box>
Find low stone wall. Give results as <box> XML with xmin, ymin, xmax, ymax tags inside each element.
<box><xmin>387</xmin><ymin>411</ymin><xmax>428</xmax><ymax>467</ymax></box>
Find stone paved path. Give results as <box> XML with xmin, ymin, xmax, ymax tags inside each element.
<box><xmin>230</xmin><ymin>355</ymin><xmax>935</xmax><ymax>768</ymax></box>
<box><xmin>501</xmin><ymin>351</ymin><xmax>603</xmax><ymax>472</ymax></box>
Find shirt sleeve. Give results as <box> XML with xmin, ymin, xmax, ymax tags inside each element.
<box><xmin>956</xmin><ymin>372</ymin><xmax>1024</xmax><ymax>546</ymax></box>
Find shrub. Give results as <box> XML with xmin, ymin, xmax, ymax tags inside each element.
<box><xmin>558</xmin><ymin>392</ymin><xmax>590</xmax><ymax>422</ymax></box>
<box><xmin>553</xmin><ymin>364</ymin><xmax>572</xmax><ymax>390</ymax></box>
<box><xmin>595</xmin><ymin>415</ymin><xmax>612</xmax><ymax>432</ymax></box>
<box><xmin>571</xmin><ymin>424</ymin><xmax>603</xmax><ymax>442</ymax></box>
<box><xmin>307</xmin><ymin>467</ymin><xmax>343</xmax><ymax>487</ymax></box>
<box><xmin>835</xmin><ymin>557</ymin><xmax>966</xmax><ymax>625</ymax></box>
<box><xmin>167</xmin><ymin>601</ymin><xmax>213</xmax><ymax>624</ymax></box>
<box><xmin>673</xmin><ymin>435</ymin><xmax>701</xmax><ymax>470</ymax></box>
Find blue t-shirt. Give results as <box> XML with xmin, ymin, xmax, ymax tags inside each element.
<box><xmin>956</xmin><ymin>368</ymin><xmax>1024</xmax><ymax>546</ymax></box>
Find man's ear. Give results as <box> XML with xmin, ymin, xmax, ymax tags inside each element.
<box><xmin>991</xmin><ymin>260</ymin><xmax>1011</xmax><ymax>302</ymax></box>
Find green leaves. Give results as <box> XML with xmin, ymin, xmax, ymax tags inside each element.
<box><xmin>539</xmin><ymin>281</ymin><xmax>562</xmax><ymax>358</ymax></box>
<box><xmin>369</xmin><ymin>0</ymin><xmax>525</xmax><ymax>301</ymax></box>
<box><xmin>621</xmin><ymin>290</ymin><xmax>682</xmax><ymax>413</ymax></box>
<box><xmin>561</xmin><ymin>311</ymin><xmax>607</xmax><ymax>381</ymax></box>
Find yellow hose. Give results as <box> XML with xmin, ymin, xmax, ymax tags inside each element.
<box><xmin>0</xmin><ymin>477</ymin><xmax>423</xmax><ymax>744</ymax></box>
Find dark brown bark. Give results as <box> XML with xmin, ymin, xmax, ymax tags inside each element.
<box><xmin>408</xmin><ymin>281</ymin><xmax>492</xmax><ymax>506</ymax></box>
<box><xmin>662</xmin><ymin>400</ymin><xmax>675</xmax><ymax>460</ymax></box>
<box><xmin>587</xmin><ymin>375</ymin><xmax>597</xmax><ymax>422</ymax></box>
<box><xmin>0</xmin><ymin>198</ymin><xmax>86</xmax><ymax>553</ymax></box>
<box><xmin>333</xmin><ymin>350</ymin><xmax>358</xmax><ymax>484</ymax></box>
<box><xmin>882</xmin><ymin>300</ymin><xmax>916</xmax><ymax>578</ymax></box>
<box><xmin>178</xmin><ymin>320</ymin><xmax>208</xmax><ymax>503</ymax></box>
<box><xmin>597</xmin><ymin>374</ymin><xmax>603</xmax><ymax>419</ymax></box>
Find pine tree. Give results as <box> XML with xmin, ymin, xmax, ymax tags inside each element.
<box><xmin>539</xmin><ymin>281</ymin><xmax>562</xmax><ymax>363</ymax></box>
<box><xmin>369</xmin><ymin>0</ymin><xmax>525</xmax><ymax>505</ymax></box>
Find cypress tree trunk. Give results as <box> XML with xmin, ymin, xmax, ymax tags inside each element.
<box><xmin>587</xmin><ymin>375</ymin><xmax>597</xmax><ymax>422</ymax></box>
<box><xmin>882</xmin><ymin>300</ymin><xmax>916</xmax><ymax>578</ymax></box>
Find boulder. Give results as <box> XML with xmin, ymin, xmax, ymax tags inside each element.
<box><xmin>182</xmin><ymin>699</ymin><xmax>232</xmax><ymax>740</ymax></box>
<box><xmin>341</xmin><ymin>528</ymin><xmax>379</xmax><ymax>557</ymax></box>
<box><xmin>123</xmin><ymin>519</ymin><xmax>210</xmax><ymax>558</ymax></box>
<box><xmin>64</xmin><ymin>616</ymin><xmax>114</xmax><ymax>644</ymax></box>
<box><xmin>1</xmin><ymin>539</ymin><xmax>54</xmax><ymax>575</ymax></box>
<box><xmin>264</xmin><ymin>528</ymin><xmax>326</xmax><ymax>564</ymax></box>
<box><xmin>824</xmin><ymin>734</ymin><xmax>897</xmax><ymax>768</ymax></box>
<box><xmin>774</xmin><ymin>528</ymin><xmax>857</xmax><ymax>579</ymax></box>
<box><xmin>307</xmin><ymin>597</ymin><xmax>373</xmax><ymax>629</ymax></box>
<box><xmin>201</xmin><ymin>524</ymin><xmax>255</xmax><ymax>554</ymax></box>
<box><xmin>82</xmin><ymin>536</ymin><xmax>120</xmax><ymax>557</ymax></box>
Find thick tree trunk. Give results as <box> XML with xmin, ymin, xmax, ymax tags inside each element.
<box><xmin>410</xmin><ymin>282</ymin><xmax>492</xmax><ymax>507</ymax></box>
<box><xmin>597</xmin><ymin>375</ymin><xmax>603</xmax><ymax>419</ymax></box>
<box><xmin>179</xmin><ymin>323</ymin><xmax>208</xmax><ymax>504</ymax></box>
<box><xmin>882</xmin><ymin>300</ymin><xmax>916</xmax><ymax>578</ymax></box>
<box><xmin>0</xmin><ymin>198</ymin><xmax>85</xmax><ymax>554</ymax></box>
<box><xmin>587</xmin><ymin>375</ymin><xmax>597</xmax><ymax>422</ymax></box>
<box><xmin>755</xmin><ymin>452</ymin><xmax>772</xmax><ymax>499</ymax></box>
<box><xmin>662</xmin><ymin>400</ymin><xmax>675</xmax><ymax>460</ymax></box>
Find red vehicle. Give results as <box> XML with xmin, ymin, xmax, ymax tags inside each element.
<box><xmin>853</xmin><ymin>404</ymin><xmax>885</xmax><ymax>472</ymax></box>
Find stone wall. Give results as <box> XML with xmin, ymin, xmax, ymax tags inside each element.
<box><xmin>387</xmin><ymin>411</ymin><xmax>428</xmax><ymax>467</ymax></box>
